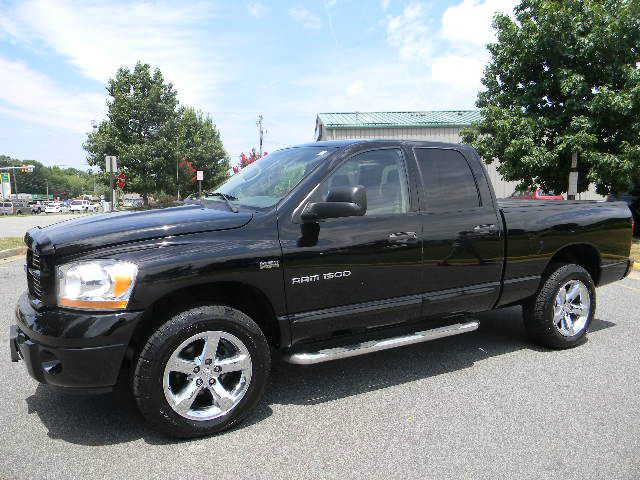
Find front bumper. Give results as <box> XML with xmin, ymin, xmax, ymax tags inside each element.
<box><xmin>10</xmin><ymin>292</ymin><xmax>144</xmax><ymax>392</ymax></box>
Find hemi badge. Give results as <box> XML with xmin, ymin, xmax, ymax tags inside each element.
<box><xmin>259</xmin><ymin>260</ymin><xmax>280</xmax><ymax>270</ymax></box>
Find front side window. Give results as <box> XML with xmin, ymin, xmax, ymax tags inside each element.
<box><xmin>414</xmin><ymin>148</ymin><xmax>480</xmax><ymax>211</ymax></box>
<box><xmin>319</xmin><ymin>149</ymin><xmax>409</xmax><ymax>216</ymax></box>
<box><xmin>211</xmin><ymin>147</ymin><xmax>332</xmax><ymax>208</ymax></box>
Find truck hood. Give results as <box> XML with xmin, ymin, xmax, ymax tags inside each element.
<box><xmin>26</xmin><ymin>204</ymin><xmax>253</xmax><ymax>257</ymax></box>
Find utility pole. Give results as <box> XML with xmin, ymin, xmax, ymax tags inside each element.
<box><xmin>12</xmin><ymin>171</ymin><xmax>18</xmax><ymax>199</ymax></box>
<box><xmin>567</xmin><ymin>152</ymin><xmax>578</xmax><ymax>200</ymax></box>
<box><xmin>257</xmin><ymin>115</ymin><xmax>264</xmax><ymax>157</ymax></box>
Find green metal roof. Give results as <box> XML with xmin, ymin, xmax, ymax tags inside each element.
<box><xmin>317</xmin><ymin>110</ymin><xmax>481</xmax><ymax>129</ymax></box>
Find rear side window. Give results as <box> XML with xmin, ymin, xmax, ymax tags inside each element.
<box><xmin>414</xmin><ymin>148</ymin><xmax>480</xmax><ymax>211</ymax></box>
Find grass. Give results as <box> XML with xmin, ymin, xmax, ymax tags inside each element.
<box><xmin>0</xmin><ymin>237</ymin><xmax>24</xmax><ymax>251</ymax></box>
<box><xmin>632</xmin><ymin>240</ymin><xmax>640</xmax><ymax>263</ymax></box>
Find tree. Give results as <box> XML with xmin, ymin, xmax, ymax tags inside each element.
<box><xmin>176</xmin><ymin>107</ymin><xmax>229</xmax><ymax>195</ymax></box>
<box><xmin>461</xmin><ymin>0</ymin><xmax>640</xmax><ymax>195</ymax></box>
<box><xmin>84</xmin><ymin>63</ymin><xmax>230</xmax><ymax>203</ymax></box>
<box><xmin>84</xmin><ymin>62</ymin><xmax>180</xmax><ymax>205</ymax></box>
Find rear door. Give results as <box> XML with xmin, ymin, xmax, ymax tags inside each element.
<box><xmin>279</xmin><ymin>147</ymin><xmax>423</xmax><ymax>345</ymax></box>
<box><xmin>413</xmin><ymin>147</ymin><xmax>504</xmax><ymax>316</ymax></box>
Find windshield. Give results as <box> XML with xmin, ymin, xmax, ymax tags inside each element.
<box><xmin>210</xmin><ymin>146</ymin><xmax>332</xmax><ymax>208</ymax></box>
<box><xmin>71</xmin><ymin>201</ymin><xmax>82</xmax><ymax>205</ymax></box>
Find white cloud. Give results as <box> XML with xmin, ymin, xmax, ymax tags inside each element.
<box><xmin>430</xmin><ymin>54</ymin><xmax>486</xmax><ymax>89</ymax></box>
<box><xmin>440</xmin><ymin>0</ymin><xmax>517</xmax><ymax>47</ymax></box>
<box><xmin>288</xmin><ymin>5</ymin><xmax>322</xmax><ymax>29</ymax></box>
<box><xmin>381</xmin><ymin>0</ymin><xmax>391</xmax><ymax>11</ymax></box>
<box><xmin>347</xmin><ymin>80</ymin><xmax>364</xmax><ymax>96</ymax></box>
<box><xmin>384</xmin><ymin>0</ymin><xmax>517</xmax><ymax>96</ymax></box>
<box><xmin>386</xmin><ymin>3</ymin><xmax>432</xmax><ymax>63</ymax></box>
<box><xmin>1</xmin><ymin>0</ymin><xmax>229</xmax><ymax>108</ymax></box>
<box><xmin>247</xmin><ymin>2</ymin><xmax>266</xmax><ymax>18</ymax></box>
<box><xmin>0</xmin><ymin>56</ymin><xmax>103</xmax><ymax>133</ymax></box>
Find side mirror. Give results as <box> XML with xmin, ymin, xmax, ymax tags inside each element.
<box><xmin>301</xmin><ymin>185</ymin><xmax>367</xmax><ymax>222</ymax></box>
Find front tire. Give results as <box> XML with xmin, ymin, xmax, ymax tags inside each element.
<box><xmin>523</xmin><ymin>263</ymin><xmax>596</xmax><ymax>349</ymax></box>
<box><xmin>133</xmin><ymin>305</ymin><xmax>270</xmax><ymax>438</ymax></box>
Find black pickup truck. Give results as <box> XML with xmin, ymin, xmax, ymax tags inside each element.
<box><xmin>10</xmin><ymin>140</ymin><xmax>633</xmax><ymax>437</ymax></box>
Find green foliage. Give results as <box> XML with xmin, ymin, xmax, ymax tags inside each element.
<box><xmin>0</xmin><ymin>156</ymin><xmax>99</xmax><ymax>199</ymax></box>
<box><xmin>177</xmin><ymin>107</ymin><xmax>229</xmax><ymax>195</ymax></box>
<box><xmin>84</xmin><ymin>62</ymin><xmax>229</xmax><ymax>203</ymax></box>
<box><xmin>461</xmin><ymin>0</ymin><xmax>640</xmax><ymax>195</ymax></box>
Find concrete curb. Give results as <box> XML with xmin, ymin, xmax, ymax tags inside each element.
<box><xmin>0</xmin><ymin>247</ymin><xmax>27</xmax><ymax>259</ymax></box>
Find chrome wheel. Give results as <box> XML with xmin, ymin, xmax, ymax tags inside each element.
<box><xmin>553</xmin><ymin>279</ymin><xmax>590</xmax><ymax>337</ymax></box>
<box><xmin>163</xmin><ymin>331</ymin><xmax>252</xmax><ymax>421</ymax></box>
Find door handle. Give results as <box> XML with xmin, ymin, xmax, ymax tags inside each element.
<box><xmin>472</xmin><ymin>224</ymin><xmax>497</xmax><ymax>233</ymax></box>
<box><xmin>388</xmin><ymin>232</ymin><xmax>418</xmax><ymax>243</ymax></box>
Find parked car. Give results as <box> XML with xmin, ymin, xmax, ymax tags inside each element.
<box><xmin>0</xmin><ymin>201</ymin><xmax>12</xmax><ymax>215</ymax></box>
<box><xmin>510</xmin><ymin>188</ymin><xmax>564</xmax><ymax>200</ymax></box>
<box><xmin>29</xmin><ymin>201</ymin><xmax>46</xmax><ymax>214</ymax></box>
<box><xmin>44</xmin><ymin>202</ymin><xmax>69</xmax><ymax>214</ymax></box>
<box><xmin>0</xmin><ymin>200</ymin><xmax>29</xmax><ymax>215</ymax></box>
<box><xmin>11</xmin><ymin>140</ymin><xmax>633</xmax><ymax>438</ymax></box>
<box><xmin>69</xmin><ymin>199</ymin><xmax>98</xmax><ymax>212</ymax></box>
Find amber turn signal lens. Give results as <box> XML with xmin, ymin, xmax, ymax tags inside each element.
<box><xmin>113</xmin><ymin>272</ymin><xmax>134</xmax><ymax>297</ymax></box>
<box><xmin>59</xmin><ymin>298</ymin><xmax>129</xmax><ymax>309</ymax></box>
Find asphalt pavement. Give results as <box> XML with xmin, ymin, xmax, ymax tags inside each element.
<box><xmin>0</xmin><ymin>257</ymin><xmax>638</xmax><ymax>479</ymax></box>
<box><xmin>0</xmin><ymin>213</ymin><xmax>86</xmax><ymax>238</ymax></box>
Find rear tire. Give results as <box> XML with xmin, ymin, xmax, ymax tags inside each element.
<box><xmin>523</xmin><ymin>263</ymin><xmax>596</xmax><ymax>349</ymax></box>
<box><xmin>133</xmin><ymin>305</ymin><xmax>270</xmax><ymax>438</ymax></box>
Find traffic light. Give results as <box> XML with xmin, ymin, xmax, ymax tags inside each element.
<box><xmin>20</xmin><ymin>165</ymin><xmax>34</xmax><ymax>173</ymax></box>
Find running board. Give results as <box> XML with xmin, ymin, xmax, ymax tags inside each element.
<box><xmin>283</xmin><ymin>320</ymin><xmax>480</xmax><ymax>365</ymax></box>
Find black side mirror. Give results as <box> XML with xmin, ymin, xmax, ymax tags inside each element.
<box><xmin>301</xmin><ymin>185</ymin><xmax>367</xmax><ymax>222</ymax></box>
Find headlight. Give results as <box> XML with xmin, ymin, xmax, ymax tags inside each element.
<box><xmin>57</xmin><ymin>260</ymin><xmax>138</xmax><ymax>310</ymax></box>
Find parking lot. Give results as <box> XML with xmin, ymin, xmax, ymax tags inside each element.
<box><xmin>0</xmin><ymin>213</ymin><xmax>87</xmax><ymax>238</ymax></box>
<box><xmin>0</xmin><ymin>255</ymin><xmax>638</xmax><ymax>479</ymax></box>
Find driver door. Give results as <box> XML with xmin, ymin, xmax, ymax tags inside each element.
<box><xmin>279</xmin><ymin>147</ymin><xmax>423</xmax><ymax>345</ymax></box>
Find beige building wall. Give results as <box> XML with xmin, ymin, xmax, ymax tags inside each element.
<box><xmin>320</xmin><ymin>126</ymin><xmax>603</xmax><ymax>200</ymax></box>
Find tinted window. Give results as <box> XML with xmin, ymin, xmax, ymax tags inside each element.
<box><xmin>320</xmin><ymin>149</ymin><xmax>409</xmax><ymax>215</ymax></box>
<box><xmin>414</xmin><ymin>148</ymin><xmax>480</xmax><ymax>211</ymax></box>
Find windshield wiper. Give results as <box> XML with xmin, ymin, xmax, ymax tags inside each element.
<box><xmin>206</xmin><ymin>192</ymin><xmax>239</xmax><ymax>213</ymax></box>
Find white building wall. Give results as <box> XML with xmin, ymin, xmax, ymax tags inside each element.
<box><xmin>321</xmin><ymin>125</ymin><xmax>603</xmax><ymax>200</ymax></box>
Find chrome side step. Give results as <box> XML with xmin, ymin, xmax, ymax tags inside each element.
<box><xmin>283</xmin><ymin>320</ymin><xmax>480</xmax><ymax>365</ymax></box>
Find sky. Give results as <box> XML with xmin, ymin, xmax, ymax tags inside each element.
<box><xmin>0</xmin><ymin>0</ymin><xmax>517</xmax><ymax>170</ymax></box>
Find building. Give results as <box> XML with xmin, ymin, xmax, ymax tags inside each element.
<box><xmin>315</xmin><ymin>111</ymin><xmax>601</xmax><ymax>199</ymax></box>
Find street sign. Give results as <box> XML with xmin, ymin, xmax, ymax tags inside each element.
<box><xmin>105</xmin><ymin>156</ymin><xmax>118</xmax><ymax>173</ymax></box>
<box><xmin>196</xmin><ymin>170</ymin><xmax>204</xmax><ymax>181</ymax></box>
<box><xmin>1</xmin><ymin>172</ymin><xmax>11</xmax><ymax>198</ymax></box>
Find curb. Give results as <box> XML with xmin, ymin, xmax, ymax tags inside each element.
<box><xmin>0</xmin><ymin>247</ymin><xmax>27</xmax><ymax>259</ymax></box>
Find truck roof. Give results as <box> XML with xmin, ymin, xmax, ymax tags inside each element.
<box><xmin>297</xmin><ymin>139</ymin><xmax>468</xmax><ymax>149</ymax></box>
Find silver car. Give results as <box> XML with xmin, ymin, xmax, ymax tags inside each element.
<box><xmin>0</xmin><ymin>201</ymin><xmax>29</xmax><ymax>215</ymax></box>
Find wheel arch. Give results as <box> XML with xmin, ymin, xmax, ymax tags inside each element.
<box><xmin>125</xmin><ymin>280</ymin><xmax>284</xmax><ymax>366</ymax></box>
<box><xmin>544</xmin><ymin>243</ymin><xmax>601</xmax><ymax>285</ymax></box>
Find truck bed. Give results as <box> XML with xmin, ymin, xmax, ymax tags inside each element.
<box><xmin>495</xmin><ymin>198</ymin><xmax>632</xmax><ymax>307</ymax></box>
